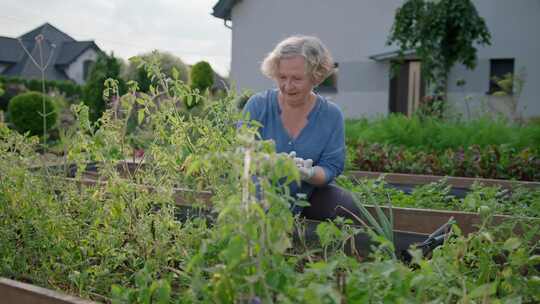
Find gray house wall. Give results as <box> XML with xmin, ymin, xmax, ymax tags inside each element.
<box><xmin>230</xmin><ymin>0</ymin><xmax>401</xmax><ymax>117</ymax></box>
<box><xmin>228</xmin><ymin>0</ymin><xmax>540</xmax><ymax>119</ymax></box>
<box><xmin>446</xmin><ymin>0</ymin><xmax>540</xmax><ymax>119</ymax></box>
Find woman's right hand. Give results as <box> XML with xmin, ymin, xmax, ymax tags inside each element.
<box><xmin>288</xmin><ymin>151</ymin><xmax>315</xmax><ymax>180</ymax></box>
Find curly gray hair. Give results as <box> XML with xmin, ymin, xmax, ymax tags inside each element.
<box><xmin>261</xmin><ymin>35</ymin><xmax>334</xmax><ymax>85</ymax></box>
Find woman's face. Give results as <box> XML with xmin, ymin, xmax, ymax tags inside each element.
<box><xmin>276</xmin><ymin>56</ymin><xmax>314</xmax><ymax>107</ymax></box>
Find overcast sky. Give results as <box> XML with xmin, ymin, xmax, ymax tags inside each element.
<box><xmin>0</xmin><ymin>0</ymin><xmax>232</xmax><ymax>76</ymax></box>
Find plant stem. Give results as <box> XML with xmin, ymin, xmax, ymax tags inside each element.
<box><xmin>242</xmin><ymin>146</ymin><xmax>252</xmax><ymax>209</ymax></box>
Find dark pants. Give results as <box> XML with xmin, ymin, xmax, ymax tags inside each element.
<box><xmin>301</xmin><ymin>184</ymin><xmax>361</xmax><ymax>222</ymax></box>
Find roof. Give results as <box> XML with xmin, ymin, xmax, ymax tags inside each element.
<box><xmin>56</xmin><ymin>41</ymin><xmax>99</xmax><ymax>65</ymax></box>
<box><xmin>369</xmin><ymin>48</ymin><xmax>417</xmax><ymax>61</ymax></box>
<box><xmin>0</xmin><ymin>36</ymin><xmax>24</xmax><ymax>63</ymax></box>
<box><xmin>212</xmin><ymin>0</ymin><xmax>240</xmax><ymax>20</ymax></box>
<box><xmin>0</xmin><ymin>23</ymin><xmax>101</xmax><ymax>82</ymax></box>
<box><xmin>20</xmin><ymin>22</ymin><xmax>75</xmax><ymax>43</ymax></box>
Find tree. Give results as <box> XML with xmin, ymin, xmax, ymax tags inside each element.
<box><xmin>388</xmin><ymin>0</ymin><xmax>491</xmax><ymax>97</ymax></box>
<box><xmin>190</xmin><ymin>61</ymin><xmax>214</xmax><ymax>93</ymax></box>
<box><xmin>83</xmin><ymin>53</ymin><xmax>125</xmax><ymax>122</ymax></box>
<box><xmin>124</xmin><ymin>51</ymin><xmax>189</xmax><ymax>92</ymax></box>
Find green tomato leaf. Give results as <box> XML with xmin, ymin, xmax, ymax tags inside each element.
<box><xmin>492</xmin><ymin>91</ymin><xmax>508</xmax><ymax>97</ymax></box>
<box><xmin>469</xmin><ymin>282</ymin><xmax>497</xmax><ymax>299</ymax></box>
<box><xmin>136</xmin><ymin>98</ymin><xmax>146</xmax><ymax>106</ymax></box>
<box><xmin>529</xmin><ymin>255</ymin><xmax>540</xmax><ymax>265</ymax></box>
<box><xmin>221</xmin><ymin>235</ymin><xmax>246</xmax><ymax>267</ymax></box>
<box><xmin>503</xmin><ymin>237</ymin><xmax>521</xmax><ymax>251</ymax></box>
<box><xmin>172</xmin><ymin>67</ymin><xmax>179</xmax><ymax>80</ymax></box>
<box><xmin>151</xmin><ymin>280</ymin><xmax>171</xmax><ymax>304</ymax></box>
<box><xmin>138</xmin><ymin>109</ymin><xmax>145</xmax><ymax>124</ymax></box>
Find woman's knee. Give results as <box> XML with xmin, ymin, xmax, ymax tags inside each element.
<box><xmin>303</xmin><ymin>184</ymin><xmax>359</xmax><ymax>221</ymax></box>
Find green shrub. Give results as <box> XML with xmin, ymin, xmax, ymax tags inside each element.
<box><xmin>26</xmin><ymin>79</ymin><xmax>42</xmax><ymax>92</ymax></box>
<box><xmin>190</xmin><ymin>61</ymin><xmax>214</xmax><ymax>93</ymax></box>
<box><xmin>0</xmin><ymin>76</ymin><xmax>82</xmax><ymax>98</ymax></box>
<box><xmin>0</xmin><ymin>83</ymin><xmax>26</xmax><ymax>112</ymax></box>
<box><xmin>124</xmin><ymin>51</ymin><xmax>189</xmax><ymax>93</ymax></box>
<box><xmin>0</xmin><ymin>76</ymin><xmax>82</xmax><ymax>110</ymax></box>
<box><xmin>83</xmin><ymin>53</ymin><xmax>125</xmax><ymax>122</ymax></box>
<box><xmin>7</xmin><ymin>91</ymin><xmax>58</xmax><ymax>136</ymax></box>
<box><xmin>53</xmin><ymin>80</ymin><xmax>82</xmax><ymax>97</ymax></box>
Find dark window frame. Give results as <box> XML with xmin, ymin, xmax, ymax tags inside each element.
<box><xmin>488</xmin><ymin>58</ymin><xmax>514</xmax><ymax>95</ymax></box>
<box><xmin>83</xmin><ymin>60</ymin><xmax>95</xmax><ymax>81</ymax></box>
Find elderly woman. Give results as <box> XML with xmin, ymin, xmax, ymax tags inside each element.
<box><xmin>243</xmin><ymin>35</ymin><xmax>358</xmax><ymax>221</ymax></box>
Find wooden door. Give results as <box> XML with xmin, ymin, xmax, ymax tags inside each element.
<box><xmin>389</xmin><ymin>61</ymin><xmax>424</xmax><ymax>116</ymax></box>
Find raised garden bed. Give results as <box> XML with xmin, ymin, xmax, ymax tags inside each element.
<box><xmin>0</xmin><ymin>204</ymin><xmax>436</xmax><ymax>304</ymax></box>
<box><xmin>348</xmin><ymin>170</ymin><xmax>540</xmax><ymax>198</ymax></box>
<box><xmin>47</xmin><ymin>162</ymin><xmax>539</xmax><ymax>237</ymax></box>
<box><xmin>52</xmin><ymin>162</ymin><xmax>540</xmax><ymax>192</ymax></box>
<box><xmin>0</xmin><ymin>278</ymin><xmax>96</xmax><ymax>304</ymax></box>
<box><xmin>349</xmin><ymin>170</ymin><xmax>540</xmax><ymax>190</ymax></box>
<box><xmin>43</xmin><ymin>162</ymin><xmax>454</xmax><ymax>259</ymax></box>
<box><xmin>61</xmin><ymin>175</ymin><xmax>532</xmax><ymax>237</ymax></box>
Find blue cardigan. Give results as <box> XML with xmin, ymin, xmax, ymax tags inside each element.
<box><xmin>243</xmin><ymin>89</ymin><xmax>345</xmax><ymax>203</ymax></box>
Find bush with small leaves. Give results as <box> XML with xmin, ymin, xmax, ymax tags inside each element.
<box><xmin>7</xmin><ymin>91</ymin><xmax>58</xmax><ymax>136</ymax></box>
<box><xmin>190</xmin><ymin>61</ymin><xmax>214</xmax><ymax>93</ymax></box>
<box><xmin>0</xmin><ymin>75</ymin><xmax>83</xmax><ymax>101</ymax></box>
<box><xmin>124</xmin><ymin>50</ymin><xmax>189</xmax><ymax>93</ymax></box>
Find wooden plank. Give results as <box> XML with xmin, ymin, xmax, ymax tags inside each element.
<box><xmin>43</xmin><ymin>162</ymin><xmax>540</xmax><ymax>190</ymax></box>
<box><xmin>0</xmin><ymin>278</ymin><xmax>96</xmax><ymax>304</ymax></box>
<box><xmin>349</xmin><ymin>170</ymin><xmax>540</xmax><ymax>190</ymax></box>
<box><xmin>55</xmin><ymin>176</ymin><xmax>213</xmax><ymax>206</ymax></box>
<box><xmin>291</xmin><ymin>218</ymin><xmax>430</xmax><ymax>258</ymax></box>
<box><xmin>365</xmin><ymin>205</ymin><xmax>539</xmax><ymax>235</ymax></box>
<box><xmin>54</xmin><ymin>175</ymin><xmax>538</xmax><ymax>237</ymax></box>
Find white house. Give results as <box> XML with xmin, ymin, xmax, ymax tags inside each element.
<box><xmin>212</xmin><ymin>0</ymin><xmax>540</xmax><ymax>119</ymax></box>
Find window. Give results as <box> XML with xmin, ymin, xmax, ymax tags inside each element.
<box><xmin>83</xmin><ymin>60</ymin><xmax>94</xmax><ymax>81</ymax></box>
<box><xmin>489</xmin><ymin>58</ymin><xmax>514</xmax><ymax>94</ymax></box>
<box><xmin>315</xmin><ymin>62</ymin><xmax>338</xmax><ymax>93</ymax></box>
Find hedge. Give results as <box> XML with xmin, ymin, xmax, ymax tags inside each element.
<box><xmin>7</xmin><ymin>91</ymin><xmax>58</xmax><ymax>136</ymax></box>
<box><xmin>0</xmin><ymin>76</ymin><xmax>82</xmax><ymax>111</ymax></box>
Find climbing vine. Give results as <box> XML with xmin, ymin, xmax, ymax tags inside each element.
<box><xmin>388</xmin><ymin>0</ymin><xmax>491</xmax><ymax>96</ymax></box>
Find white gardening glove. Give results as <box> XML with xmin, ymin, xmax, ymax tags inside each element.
<box><xmin>299</xmin><ymin>158</ymin><xmax>315</xmax><ymax>181</ymax></box>
<box><xmin>288</xmin><ymin>151</ymin><xmax>316</xmax><ymax>181</ymax></box>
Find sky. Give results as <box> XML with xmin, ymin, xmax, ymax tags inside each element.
<box><xmin>0</xmin><ymin>0</ymin><xmax>232</xmax><ymax>76</ymax></box>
